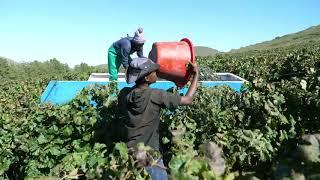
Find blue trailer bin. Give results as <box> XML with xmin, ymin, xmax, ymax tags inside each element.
<box><xmin>40</xmin><ymin>73</ymin><xmax>246</xmax><ymax>105</ymax></box>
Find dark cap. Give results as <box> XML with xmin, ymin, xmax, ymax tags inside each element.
<box><xmin>126</xmin><ymin>57</ymin><xmax>160</xmax><ymax>83</ymax></box>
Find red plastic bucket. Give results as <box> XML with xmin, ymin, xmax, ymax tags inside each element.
<box><xmin>148</xmin><ymin>38</ymin><xmax>195</xmax><ymax>87</ymax></box>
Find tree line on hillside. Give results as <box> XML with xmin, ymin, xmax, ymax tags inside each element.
<box><xmin>0</xmin><ymin>58</ymin><xmax>110</xmax><ymax>81</ymax></box>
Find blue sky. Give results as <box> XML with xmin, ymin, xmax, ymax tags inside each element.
<box><xmin>1</xmin><ymin>0</ymin><xmax>319</xmax><ymax>67</ymax></box>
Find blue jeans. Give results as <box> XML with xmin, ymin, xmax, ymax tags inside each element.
<box><xmin>146</xmin><ymin>158</ymin><xmax>168</xmax><ymax>180</ymax></box>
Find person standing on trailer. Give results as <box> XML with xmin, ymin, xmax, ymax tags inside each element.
<box><xmin>107</xmin><ymin>28</ymin><xmax>146</xmax><ymax>81</ymax></box>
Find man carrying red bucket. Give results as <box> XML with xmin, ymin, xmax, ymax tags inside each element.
<box><xmin>118</xmin><ymin>57</ymin><xmax>199</xmax><ymax>179</ymax></box>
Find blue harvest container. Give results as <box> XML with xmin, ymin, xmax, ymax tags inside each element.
<box><xmin>40</xmin><ymin>73</ymin><xmax>246</xmax><ymax>105</ymax></box>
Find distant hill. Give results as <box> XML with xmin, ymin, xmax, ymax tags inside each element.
<box><xmin>93</xmin><ymin>64</ymin><xmax>125</xmax><ymax>73</ymax></box>
<box><xmin>195</xmin><ymin>46</ymin><xmax>220</xmax><ymax>56</ymax></box>
<box><xmin>231</xmin><ymin>25</ymin><xmax>320</xmax><ymax>52</ymax></box>
<box><xmin>94</xmin><ymin>64</ymin><xmax>107</xmax><ymax>70</ymax></box>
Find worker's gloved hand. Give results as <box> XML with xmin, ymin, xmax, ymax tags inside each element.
<box><xmin>124</xmin><ymin>68</ymin><xmax>128</xmax><ymax>80</ymax></box>
<box><xmin>189</xmin><ymin>62</ymin><xmax>199</xmax><ymax>75</ymax></box>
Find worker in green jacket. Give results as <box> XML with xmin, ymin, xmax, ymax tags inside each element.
<box><xmin>108</xmin><ymin>28</ymin><xmax>146</xmax><ymax>81</ymax></box>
